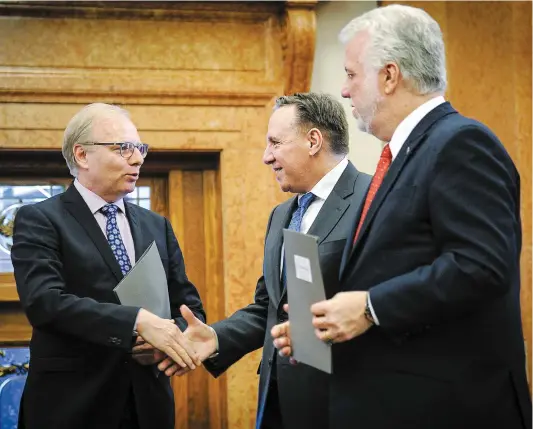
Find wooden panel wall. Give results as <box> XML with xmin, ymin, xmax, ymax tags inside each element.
<box><xmin>0</xmin><ymin>2</ymin><xmax>317</xmax><ymax>428</ymax></box>
<box><xmin>382</xmin><ymin>0</ymin><xmax>532</xmax><ymax>387</ymax></box>
<box><xmin>168</xmin><ymin>170</ymin><xmax>226</xmax><ymax>429</ymax></box>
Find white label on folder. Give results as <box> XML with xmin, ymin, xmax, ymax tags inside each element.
<box><xmin>294</xmin><ymin>255</ymin><xmax>313</xmax><ymax>283</ymax></box>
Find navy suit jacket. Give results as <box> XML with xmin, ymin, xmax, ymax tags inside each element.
<box><xmin>205</xmin><ymin>162</ymin><xmax>371</xmax><ymax>429</ymax></box>
<box><xmin>11</xmin><ymin>184</ymin><xmax>206</xmax><ymax>429</ymax></box>
<box><xmin>334</xmin><ymin>102</ymin><xmax>531</xmax><ymax>429</ymax></box>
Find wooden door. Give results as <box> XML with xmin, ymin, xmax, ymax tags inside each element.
<box><xmin>160</xmin><ymin>170</ymin><xmax>227</xmax><ymax>429</ymax></box>
<box><xmin>129</xmin><ymin>171</ymin><xmax>227</xmax><ymax>429</ymax></box>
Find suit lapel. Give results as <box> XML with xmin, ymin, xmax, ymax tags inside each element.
<box><xmin>61</xmin><ymin>185</ymin><xmax>123</xmax><ymax>282</ymax></box>
<box><xmin>339</xmin><ymin>171</ymin><xmax>371</xmax><ymax>278</ymax></box>
<box><xmin>305</xmin><ymin>168</ymin><xmax>358</xmax><ymax>245</ymax></box>
<box><xmin>351</xmin><ymin>102</ymin><xmax>457</xmax><ymax>256</ymax></box>
<box><xmin>279</xmin><ymin>163</ymin><xmax>360</xmax><ymax>303</ymax></box>
<box><xmin>124</xmin><ymin>202</ymin><xmax>146</xmax><ymax>262</ymax></box>
<box><xmin>269</xmin><ymin>198</ymin><xmax>296</xmax><ymax>307</ymax></box>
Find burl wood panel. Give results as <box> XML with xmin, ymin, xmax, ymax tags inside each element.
<box><xmin>0</xmin><ymin>2</ymin><xmax>317</xmax><ymax>427</ymax></box>
<box><xmin>383</xmin><ymin>0</ymin><xmax>532</xmax><ymax>390</ymax></box>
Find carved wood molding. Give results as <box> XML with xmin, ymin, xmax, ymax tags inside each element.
<box><xmin>282</xmin><ymin>0</ymin><xmax>317</xmax><ymax>95</ymax></box>
<box><xmin>0</xmin><ymin>1</ymin><xmax>286</xmax><ymax>105</ymax></box>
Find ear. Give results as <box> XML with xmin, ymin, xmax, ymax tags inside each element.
<box><xmin>307</xmin><ymin>128</ymin><xmax>324</xmax><ymax>156</ymax></box>
<box><xmin>382</xmin><ymin>62</ymin><xmax>401</xmax><ymax>95</ymax></box>
<box><xmin>73</xmin><ymin>144</ymin><xmax>90</xmax><ymax>171</ymax></box>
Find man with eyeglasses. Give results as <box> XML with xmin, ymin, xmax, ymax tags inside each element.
<box><xmin>11</xmin><ymin>103</ymin><xmax>206</xmax><ymax>429</ymax></box>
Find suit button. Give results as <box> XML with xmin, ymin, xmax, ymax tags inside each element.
<box><xmin>268</xmin><ymin>358</ymin><xmax>273</xmax><ymax>366</ymax></box>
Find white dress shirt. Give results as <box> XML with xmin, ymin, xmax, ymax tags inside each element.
<box><xmin>74</xmin><ymin>180</ymin><xmax>140</xmax><ymax>331</ymax></box>
<box><xmin>280</xmin><ymin>157</ymin><xmax>349</xmax><ymax>276</ymax></box>
<box><xmin>369</xmin><ymin>96</ymin><xmax>446</xmax><ymax>325</ymax></box>
<box><xmin>73</xmin><ymin>180</ymin><xmax>136</xmax><ymax>266</ymax></box>
<box><xmin>388</xmin><ymin>96</ymin><xmax>445</xmax><ymax>161</ymax></box>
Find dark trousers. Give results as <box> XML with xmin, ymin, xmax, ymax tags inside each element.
<box><xmin>261</xmin><ymin>380</ymin><xmax>284</xmax><ymax>429</ymax></box>
<box><xmin>119</xmin><ymin>388</ymin><xmax>140</xmax><ymax>429</ymax></box>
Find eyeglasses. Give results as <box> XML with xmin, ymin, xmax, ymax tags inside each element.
<box><xmin>80</xmin><ymin>142</ymin><xmax>149</xmax><ymax>159</ymax></box>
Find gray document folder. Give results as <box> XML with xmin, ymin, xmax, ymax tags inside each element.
<box><xmin>283</xmin><ymin>229</ymin><xmax>332</xmax><ymax>374</ymax></box>
<box><xmin>113</xmin><ymin>241</ymin><xmax>171</xmax><ymax>319</ymax></box>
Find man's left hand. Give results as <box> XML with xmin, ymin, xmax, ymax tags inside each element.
<box><xmin>311</xmin><ymin>291</ymin><xmax>372</xmax><ymax>344</ymax></box>
<box><xmin>132</xmin><ymin>336</ymin><xmax>166</xmax><ymax>366</ymax></box>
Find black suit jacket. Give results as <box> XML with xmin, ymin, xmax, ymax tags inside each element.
<box><xmin>11</xmin><ymin>184</ymin><xmax>206</xmax><ymax>429</ymax></box>
<box><xmin>205</xmin><ymin>162</ymin><xmax>371</xmax><ymax>429</ymax></box>
<box><xmin>335</xmin><ymin>103</ymin><xmax>531</xmax><ymax>429</ymax></box>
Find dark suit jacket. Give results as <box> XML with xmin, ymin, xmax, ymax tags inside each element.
<box><xmin>11</xmin><ymin>184</ymin><xmax>206</xmax><ymax>429</ymax></box>
<box><xmin>335</xmin><ymin>102</ymin><xmax>531</xmax><ymax>429</ymax></box>
<box><xmin>205</xmin><ymin>162</ymin><xmax>371</xmax><ymax>429</ymax></box>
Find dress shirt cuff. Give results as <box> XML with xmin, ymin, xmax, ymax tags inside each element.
<box><xmin>367</xmin><ymin>295</ymin><xmax>380</xmax><ymax>326</ymax></box>
<box><xmin>208</xmin><ymin>326</ymin><xmax>219</xmax><ymax>358</ymax></box>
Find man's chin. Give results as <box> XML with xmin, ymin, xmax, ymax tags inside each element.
<box><xmin>356</xmin><ymin>118</ymin><xmax>371</xmax><ymax>134</ymax></box>
<box><xmin>278</xmin><ymin>181</ymin><xmax>292</xmax><ymax>193</ymax></box>
<box><xmin>122</xmin><ymin>183</ymin><xmax>136</xmax><ymax>196</ymax></box>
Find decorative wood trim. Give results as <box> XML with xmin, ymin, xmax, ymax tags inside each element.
<box><xmin>0</xmin><ymin>1</ymin><xmax>283</xmax><ymax>21</ymax></box>
<box><xmin>167</xmin><ymin>170</ymin><xmax>189</xmax><ymax>429</ymax></box>
<box><xmin>0</xmin><ymin>274</ymin><xmax>17</xmax><ymax>302</ymax></box>
<box><xmin>282</xmin><ymin>0</ymin><xmax>317</xmax><ymax>95</ymax></box>
<box><xmin>0</xmin><ymin>303</ymin><xmax>31</xmax><ymax>343</ymax></box>
<box><xmin>0</xmin><ymin>150</ymin><xmax>219</xmax><ymax>177</ymax></box>
<box><xmin>203</xmin><ymin>170</ymin><xmax>227</xmax><ymax>429</ymax></box>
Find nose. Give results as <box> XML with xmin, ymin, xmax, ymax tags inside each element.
<box><xmin>341</xmin><ymin>83</ymin><xmax>350</xmax><ymax>99</ymax></box>
<box><xmin>263</xmin><ymin>145</ymin><xmax>274</xmax><ymax>165</ymax></box>
<box><xmin>129</xmin><ymin>146</ymin><xmax>144</xmax><ymax>167</ymax></box>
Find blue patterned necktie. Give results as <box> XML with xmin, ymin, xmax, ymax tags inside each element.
<box><xmin>281</xmin><ymin>192</ymin><xmax>316</xmax><ymax>291</ymax></box>
<box><xmin>100</xmin><ymin>204</ymin><xmax>132</xmax><ymax>276</ymax></box>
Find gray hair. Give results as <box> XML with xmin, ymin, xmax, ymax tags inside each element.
<box><xmin>339</xmin><ymin>5</ymin><xmax>446</xmax><ymax>95</ymax></box>
<box><xmin>274</xmin><ymin>92</ymin><xmax>349</xmax><ymax>156</ymax></box>
<box><xmin>62</xmin><ymin>103</ymin><xmax>130</xmax><ymax>177</ymax></box>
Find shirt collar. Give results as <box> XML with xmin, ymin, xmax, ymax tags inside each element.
<box><xmin>73</xmin><ymin>179</ymin><xmax>126</xmax><ymax>214</ymax></box>
<box><xmin>299</xmin><ymin>157</ymin><xmax>349</xmax><ymax>202</ymax></box>
<box><xmin>389</xmin><ymin>96</ymin><xmax>446</xmax><ymax>160</ymax></box>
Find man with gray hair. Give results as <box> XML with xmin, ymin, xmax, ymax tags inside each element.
<box><xmin>11</xmin><ymin>103</ymin><xmax>206</xmax><ymax>429</ymax></box>
<box><xmin>157</xmin><ymin>92</ymin><xmax>371</xmax><ymax>429</ymax></box>
<box><xmin>272</xmin><ymin>5</ymin><xmax>531</xmax><ymax>429</ymax></box>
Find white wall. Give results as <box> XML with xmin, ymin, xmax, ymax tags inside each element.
<box><xmin>311</xmin><ymin>0</ymin><xmax>381</xmax><ymax>174</ymax></box>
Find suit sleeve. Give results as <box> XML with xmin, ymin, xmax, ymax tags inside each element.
<box><xmin>11</xmin><ymin>203</ymin><xmax>139</xmax><ymax>350</ymax></box>
<box><xmin>204</xmin><ymin>209</ymin><xmax>275</xmax><ymax>376</ymax></box>
<box><xmin>369</xmin><ymin>125</ymin><xmax>521</xmax><ymax>333</ymax></box>
<box><xmin>164</xmin><ymin>218</ymin><xmax>206</xmax><ymax>330</ymax></box>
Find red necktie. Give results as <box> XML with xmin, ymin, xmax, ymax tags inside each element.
<box><xmin>353</xmin><ymin>144</ymin><xmax>393</xmax><ymax>244</ymax></box>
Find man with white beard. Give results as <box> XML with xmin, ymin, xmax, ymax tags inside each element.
<box><xmin>272</xmin><ymin>5</ymin><xmax>531</xmax><ymax>429</ymax></box>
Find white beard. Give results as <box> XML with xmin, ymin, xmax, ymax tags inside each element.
<box><xmin>353</xmin><ymin>74</ymin><xmax>382</xmax><ymax>134</ymax></box>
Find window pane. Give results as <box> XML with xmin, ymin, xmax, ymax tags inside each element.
<box><xmin>0</xmin><ymin>183</ymin><xmax>67</xmax><ymax>273</ymax></box>
<box><xmin>1</xmin><ymin>183</ymin><xmax>153</xmax><ymax>273</ymax></box>
<box><xmin>139</xmin><ymin>199</ymin><xmax>151</xmax><ymax>210</ymax></box>
<box><xmin>124</xmin><ymin>186</ymin><xmax>151</xmax><ymax>211</ymax></box>
<box><xmin>139</xmin><ymin>187</ymin><xmax>150</xmax><ymax>199</ymax></box>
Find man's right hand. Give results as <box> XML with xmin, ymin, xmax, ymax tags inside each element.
<box><xmin>158</xmin><ymin>304</ymin><xmax>217</xmax><ymax>377</ymax></box>
<box><xmin>136</xmin><ymin>308</ymin><xmax>201</xmax><ymax>370</ymax></box>
<box><xmin>272</xmin><ymin>303</ymin><xmax>294</xmax><ymax>358</ymax></box>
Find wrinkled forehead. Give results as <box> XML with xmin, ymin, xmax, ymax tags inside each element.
<box><xmin>91</xmin><ymin>114</ymin><xmax>140</xmax><ymax>143</ymax></box>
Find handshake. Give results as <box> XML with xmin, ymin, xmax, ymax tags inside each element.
<box><xmin>132</xmin><ymin>305</ymin><xmax>218</xmax><ymax>377</ymax></box>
